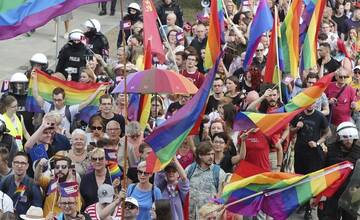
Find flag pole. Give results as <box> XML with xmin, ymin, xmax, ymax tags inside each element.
<box><xmin>274</xmin><ymin>6</ymin><xmax>283</xmax><ymax>103</ymax></box>
<box><xmin>156</xmin><ymin>17</ymin><xmax>179</xmax><ymax>73</ymax></box>
<box><xmin>119</xmin><ymin>0</ymin><xmax>128</xmax><ymax>218</ymax></box>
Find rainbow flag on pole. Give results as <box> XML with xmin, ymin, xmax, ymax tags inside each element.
<box><xmin>234</xmin><ymin>73</ymin><xmax>334</xmax><ymax>136</ymax></box>
<box><xmin>264</xmin><ymin>7</ymin><xmax>284</xmax><ymax>84</ymax></box>
<box><xmin>220</xmin><ymin>161</ymin><xmax>353</xmax><ymax>219</ymax></box>
<box><xmin>204</xmin><ymin>0</ymin><xmax>224</xmax><ymax>69</ymax></box>
<box><xmin>26</xmin><ymin>69</ymin><xmax>106</xmax><ymax>122</ymax></box>
<box><xmin>280</xmin><ymin>0</ymin><xmax>302</xmax><ymax>78</ymax></box>
<box><xmin>145</xmin><ymin>52</ymin><xmax>223</xmax><ymax>172</ymax></box>
<box><xmin>242</xmin><ymin>0</ymin><xmax>273</xmax><ymax>70</ymax></box>
<box><xmin>108</xmin><ymin>161</ymin><xmax>122</xmax><ymax>181</ymax></box>
<box><xmin>0</xmin><ymin>0</ymin><xmax>109</xmax><ymax>40</ymax></box>
<box><xmin>15</xmin><ymin>184</ymin><xmax>26</xmax><ymax>195</ymax></box>
<box><xmin>301</xmin><ymin>0</ymin><xmax>326</xmax><ymax>69</ymax></box>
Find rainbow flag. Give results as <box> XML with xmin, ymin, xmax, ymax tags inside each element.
<box><xmin>301</xmin><ymin>0</ymin><xmax>326</xmax><ymax>69</ymax></box>
<box><xmin>15</xmin><ymin>184</ymin><xmax>26</xmax><ymax>195</ymax></box>
<box><xmin>145</xmin><ymin>52</ymin><xmax>223</xmax><ymax>172</ymax></box>
<box><xmin>26</xmin><ymin>69</ymin><xmax>105</xmax><ymax>122</ymax></box>
<box><xmin>108</xmin><ymin>161</ymin><xmax>122</xmax><ymax>181</ymax></box>
<box><xmin>0</xmin><ymin>0</ymin><xmax>109</xmax><ymax>40</ymax></box>
<box><xmin>234</xmin><ymin>73</ymin><xmax>334</xmax><ymax>135</ymax></box>
<box><xmin>242</xmin><ymin>0</ymin><xmax>273</xmax><ymax>70</ymax></box>
<box><xmin>264</xmin><ymin>7</ymin><xmax>284</xmax><ymax>84</ymax></box>
<box><xmin>220</xmin><ymin>161</ymin><xmax>353</xmax><ymax>219</ymax></box>
<box><xmin>280</xmin><ymin>0</ymin><xmax>302</xmax><ymax>78</ymax></box>
<box><xmin>204</xmin><ymin>0</ymin><xmax>224</xmax><ymax>69</ymax></box>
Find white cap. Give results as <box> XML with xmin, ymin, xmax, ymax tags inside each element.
<box><xmin>353</xmin><ymin>65</ymin><xmax>360</xmax><ymax>71</ymax></box>
<box><xmin>125</xmin><ymin>197</ymin><xmax>139</xmax><ymax>208</ymax></box>
<box><xmin>337</xmin><ymin>121</ymin><xmax>359</xmax><ymax>140</ymax></box>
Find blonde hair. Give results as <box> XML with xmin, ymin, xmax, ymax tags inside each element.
<box><xmin>44</xmin><ymin>111</ymin><xmax>61</xmax><ymax>125</ymax></box>
<box><xmin>198</xmin><ymin>203</ymin><xmax>223</xmax><ymax>219</ymax></box>
<box><xmin>81</xmin><ymin>67</ymin><xmax>96</xmax><ymax>83</ymax></box>
<box><xmin>90</xmin><ymin>147</ymin><xmax>105</xmax><ymax>158</ymax></box>
<box><xmin>137</xmin><ymin>161</ymin><xmax>146</xmax><ymax>170</ymax></box>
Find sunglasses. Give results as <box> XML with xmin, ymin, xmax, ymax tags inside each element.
<box><xmin>129</xmin><ymin>134</ymin><xmax>140</xmax><ymax>139</ymax></box>
<box><xmin>55</xmin><ymin>165</ymin><xmax>68</xmax><ymax>169</ymax></box>
<box><xmin>91</xmin><ymin>157</ymin><xmax>104</xmax><ymax>162</ymax></box>
<box><xmin>91</xmin><ymin>126</ymin><xmax>103</xmax><ymax>131</ymax></box>
<box><xmin>354</xmin><ymin>70</ymin><xmax>360</xmax><ymax>74</ymax></box>
<box><xmin>256</xmin><ymin>49</ymin><xmax>263</xmax><ymax>52</ymax></box>
<box><xmin>338</xmin><ymin>75</ymin><xmax>349</xmax><ymax>79</ymax></box>
<box><xmin>60</xmin><ymin>201</ymin><xmax>76</xmax><ymax>206</ymax></box>
<box><xmin>137</xmin><ymin>170</ymin><xmax>150</xmax><ymax>176</ymax></box>
<box><xmin>125</xmin><ymin>203</ymin><xmax>137</xmax><ymax>209</ymax></box>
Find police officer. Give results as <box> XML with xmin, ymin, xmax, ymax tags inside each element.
<box><xmin>55</xmin><ymin>29</ymin><xmax>90</xmax><ymax>82</ymax></box>
<box><xmin>5</xmin><ymin>72</ymin><xmax>37</xmax><ymax>135</ymax></box>
<box><xmin>25</xmin><ymin>53</ymin><xmax>53</xmax><ymax>78</ymax></box>
<box><xmin>117</xmin><ymin>3</ymin><xmax>142</xmax><ymax>48</ymax></box>
<box><xmin>82</xmin><ymin>19</ymin><xmax>109</xmax><ymax>61</ymax></box>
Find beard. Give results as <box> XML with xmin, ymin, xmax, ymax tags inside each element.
<box><xmin>57</xmin><ymin>172</ymin><xmax>69</xmax><ymax>182</ymax></box>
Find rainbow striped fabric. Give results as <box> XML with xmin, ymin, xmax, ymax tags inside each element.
<box><xmin>234</xmin><ymin>73</ymin><xmax>334</xmax><ymax>135</ymax></box>
<box><xmin>0</xmin><ymin>0</ymin><xmax>108</xmax><ymax>40</ymax></box>
<box><xmin>108</xmin><ymin>162</ymin><xmax>122</xmax><ymax>181</ymax></box>
<box><xmin>264</xmin><ymin>7</ymin><xmax>284</xmax><ymax>84</ymax></box>
<box><xmin>280</xmin><ymin>0</ymin><xmax>302</xmax><ymax>78</ymax></box>
<box><xmin>145</xmin><ymin>52</ymin><xmax>223</xmax><ymax>172</ymax></box>
<box><xmin>302</xmin><ymin>0</ymin><xmax>326</xmax><ymax>69</ymax></box>
<box><xmin>26</xmin><ymin>70</ymin><xmax>105</xmax><ymax>122</ymax></box>
<box><xmin>242</xmin><ymin>0</ymin><xmax>273</xmax><ymax>70</ymax></box>
<box><xmin>204</xmin><ymin>0</ymin><xmax>224</xmax><ymax>69</ymax></box>
<box><xmin>15</xmin><ymin>184</ymin><xmax>26</xmax><ymax>195</ymax></box>
<box><xmin>221</xmin><ymin>161</ymin><xmax>353</xmax><ymax>219</ymax></box>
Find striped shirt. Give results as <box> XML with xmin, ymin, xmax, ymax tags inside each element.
<box><xmin>85</xmin><ymin>203</ymin><xmax>122</xmax><ymax>220</ymax></box>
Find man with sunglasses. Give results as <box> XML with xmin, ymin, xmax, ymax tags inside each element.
<box><xmin>0</xmin><ymin>152</ymin><xmax>42</xmax><ymax>217</ymax></box>
<box><xmin>34</xmin><ymin>156</ymin><xmax>79</xmax><ymax>217</ymax></box>
<box><xmin>325</xmin><ymin>67</ymin><xmax>357</xmax><ymax>127</ymax></box>
<box><xmin>123</xmin><ymin>197</ymin><xmax>139</xmax><ymax>220</ymax></box>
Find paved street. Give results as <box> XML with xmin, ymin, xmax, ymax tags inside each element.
<box><xmin>0</xmin><ymin>1</ymin><xmax>135</xmax><ymax>81</ymax></box>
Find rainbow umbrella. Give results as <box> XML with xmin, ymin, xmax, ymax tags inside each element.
<box><xmin>112</xmin><ymin>69</ymin><xmax>198</xmax><ymax>94</ymax></box>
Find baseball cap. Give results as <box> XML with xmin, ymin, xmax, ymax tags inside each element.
<box><xmin>97</xmin><ymin>184</ymin><xmax>115</xmax><ymax>204</ymax></box>
<box><xmin>125</xmin><ymin>197</ymin><xmax>139</xmax><ymax>208</ymax></box>
<box><xmin>353</xmin><ymin>66</ymin><xmax>360</xmax><ymax>71</ymax></box>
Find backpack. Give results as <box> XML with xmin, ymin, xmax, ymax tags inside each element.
<box><xmin>129</xmin><ymin>183</ymin><xmax>155</xmax><ymax>203</ymax></box>
<box><xmin>186</xmin><ymin>163</ymin><xmax>221</xmax><ymax>192</ymax></box>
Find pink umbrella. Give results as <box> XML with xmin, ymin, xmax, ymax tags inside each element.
<box><xmin>112</xmin><ymin>68</ymin><xmax>198</xmax><ymax>94</ymax></box>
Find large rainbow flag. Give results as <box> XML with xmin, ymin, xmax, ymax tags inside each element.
<box><xmin>26</xmin><ymin>69</ymin><xmax>105</xmax><ymax>122</ymax></box>
<box><xmin>0</xmin><ymin>0</ymin><xmax>109</xmax><ymax>40</ymax></box>
<box><xmin>145</xmin><ymin>52</ymin><xmax>223</xmax><ymax>172</ymax></box>
<box><xmin>280</xmin><ymin>0</ymin><xmax>302</xmax><ymax>78</ymax></box>
<box><xmin>301</xmin><ymin>0</ymin><xmax>326</xmax><ymax>69</ymax></box>
<box><xmin>220</xmin><ymin>161</ymin><xmax>353</xmax><ymax>219</ymax></box>
<box><xmin>204</xmin><ymin>0</ymin><xmax>224</xmax><ymax>69</ymax></box>
<box><xmin>242</xmin><ymin>0</ymin><xmax>273</xmax><ymax>70</ymax></box>
<box><xmin>234</xmin><ymin>73</ymin><xmax>334</xmax><ymax>136</ymax></box>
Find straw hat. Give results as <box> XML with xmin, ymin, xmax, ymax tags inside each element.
<box><xmin>20</xmin><ymin>206</ymin><xmax>45</xmax><ymax>220</ymax></box>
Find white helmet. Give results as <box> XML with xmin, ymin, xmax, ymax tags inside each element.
<box><xmin>128</xmin><ymin>3</ymin><xmax>141</xmax><ymax>11</ymax></box>
<box><xmin>10</xmin><ymin>72</ymin><xmax>28</xmax><ymax>83</ymax></box>
<box><xmin>83</xmin><ymin>19</ymin><xmax>101</xmax><ymax>32</ymax></box>
<box><xmin>336</xmin><ymin>121</ymin><xmax>359</xmax><ymax>140</ymax></box>
<box><xmin>30</xmin><ymin>53</ymin><xmax>48</xmax><ymax>64</ymax></box>
<box><xmin>68</xmin><ymin>29</ymin><xmax>84</xmax><ymax>41</ymax></box>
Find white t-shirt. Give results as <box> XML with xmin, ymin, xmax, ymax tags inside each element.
<box><xmin>0</xmin><ymin>191</ymin><xmax>14</xmax><ymax>213</ymax></box>
<box><xmin>43</xmin><ymin>101</ymin><xmax>80</xmax><ymax>133</ymax></box>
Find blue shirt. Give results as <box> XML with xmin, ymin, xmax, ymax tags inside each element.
<box><xmin>126</xmin><ymin>183</ymin><xmax>162</xmax><ymax>220</ymax></box>
<box><xmin>0</xmin><ymin>175</ymin><xmax>42</xmax><ymax>216</ymax></box>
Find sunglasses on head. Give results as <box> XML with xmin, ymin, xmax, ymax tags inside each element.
<box><xmin>91</xmin><ymin>126</ymin><xmax>103</xmax><ymax>131</ymax></box>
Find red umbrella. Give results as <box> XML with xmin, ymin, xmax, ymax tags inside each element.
<box><xmin>112</xmin><ymin>68</ymin><xmax>198</xmax><ymax>94</ymax></box>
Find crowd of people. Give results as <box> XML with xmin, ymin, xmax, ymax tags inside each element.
<box><xmin>0</xmin><ymin>0</ymin><xmax>360</xmax><ymax>219</ymax></box>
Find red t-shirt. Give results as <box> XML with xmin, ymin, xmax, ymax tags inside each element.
<box><xmin>243</xmin><ymin>131</ymin><xmax>271</xmax><ymax>171</ymax></box>
<box><xmin>325</xmin><ymin>83</ymin><xmax>356</xmax><ymax>126</ymax></box>
<box><xmin>180</xmin><ymin>69</ymin><xmax>205</xmax><ymax>88</ymax></box>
